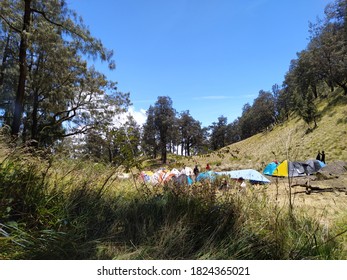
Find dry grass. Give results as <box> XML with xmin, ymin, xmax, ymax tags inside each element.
<box><xmin>182</xmin><ymin>96</ymin><xmax>347</xmax><ymax>173</ymax></box>
<box><xmin>261</xmin><ymin>178</ymin><xmax>347</xmax><ymax>225</ymax></box>
<box><xmin>172</xmin><ymin>97</ymin><xmax>347</xmax><ymax>255</ymax></box>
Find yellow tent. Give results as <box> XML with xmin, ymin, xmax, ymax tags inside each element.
<box><xmin>139</xmin><ymin>171</ymin><xmax>154</xmax><ymax>182</ymax></box>
<box><xmin>272</xmin><ymin>160</ymin><xmax>289</xmax><ymax>177</ymax></box>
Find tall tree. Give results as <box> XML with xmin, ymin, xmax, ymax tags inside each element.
<box><xmin>238</xmin><ymin>103</ymin><xmax>253</xmax><ymax>139</ymax></box>
<box><xmin>295</xmin><ymin>90</ymin><xmax>319</xmax><ymax>128</ymax></box>
<box><xmin>153</xmin><ymin>96</ymin><xmax>176</xmax><ymax>164</ymax></box>
<box><xmin>106</xmin><ymin>115</ymin><xmax>141</xmax><ymax>169</ymax></box>
<box><xmin>237</xmin><ymin>91</ymin><xmax>276</xmax><ymax>139</ymax></box>
<box><xmin>177</xmin><ymin>110</ymin><xmax>203</xmax><ymax>156</ymax></box>
<box><xmin>0</xmin><ymin>0</ymin><xmax>119</xmax><ymax>139</ymax></box>
<box><xmin>308</xmin><ymin>0</ymin><xmax>347</xmax><ymax>94</ymax></box>
<box><xmin>0</xmin><ymin>30</ymin><xmax>17</xmax><ymax>127</ymax></box>
<box><xmin>142</xmin><ymin>105</ymin><xmax>159</xmax><ymax>158</ymax></box>
<box><xmin>209</xmin><ymin>115</ymin><xmax>228</xmax><ymax>150</ymax></box>
<box><xmin>226</xmin><ymin>118</ymin><xmax>241</xmax><ymax>144</ymax></box>
<box><xmin>83</xmin><ymin>114</ymin><xmax>141</xmax><ymax>167</ymax></box>
<box><xmin>15</xmin><ymin>0</ymin><xmax>31</xmax><ymax>136</ymax></box>
<box><xmin>251</xmin><ymin>90</ymin><xmax>276</xmax><ymax>130</ymax></box>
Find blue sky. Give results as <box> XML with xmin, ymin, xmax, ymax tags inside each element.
<box><xmin>67</xmin><ymin>0</ymin><xmax>330</xmax><ymax>127</ymax></box>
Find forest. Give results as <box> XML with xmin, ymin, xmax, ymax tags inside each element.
<box><xmin>1</xmin><ymin>0</ymin><xmax>347</xmax><ymax>166</ymax></box>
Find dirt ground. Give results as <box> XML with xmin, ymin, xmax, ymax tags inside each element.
<box><xmin>258</xmin><ymin>171</ymin><xmax>347</xmax><ymax>228</ymax></box>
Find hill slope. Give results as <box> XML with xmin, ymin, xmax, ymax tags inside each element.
<box><xmin>187</xmin><ymin>94</ymin><xmax>347</xmax><ymax>172</ymax></box>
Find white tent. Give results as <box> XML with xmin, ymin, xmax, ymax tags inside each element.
<box><xmin>217</xmin><ymin>169</ymin><xmax>271</xmax><ymax>183</ymax></box>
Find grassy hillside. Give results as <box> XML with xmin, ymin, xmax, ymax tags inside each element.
<box><xmin>183</xmin><ymin>93</ymin><xmax>347</xmax><ymax>172</ymax></box>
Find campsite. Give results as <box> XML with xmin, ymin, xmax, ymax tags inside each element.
<box><xmin>135</xmin><ymin>158</ymin><xmax>347</xmax><ymax>222</ymax></box>
<box><xmin>1</xmin><ymin>94</ymin><xmax>347</xmax><ymax>260</ymax></box>
<box><xmin>1</xmin><ymin>0</ymin><xmax>347</xmax><ymax>264</ymax></box>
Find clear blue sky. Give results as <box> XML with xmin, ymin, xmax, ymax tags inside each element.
<box><xmin>67</xmin><ymin>0</ymin><xmax>330</xmax><ymax>127</ymax></box>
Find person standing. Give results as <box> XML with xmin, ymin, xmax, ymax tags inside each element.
<box><xmin>321</xmin><ymin>151</ymin><xmax>326</xmax><ymax>164</ymax></box>
<box><xmin>316</xmin><ymin>151</ymin><xmax>321</xmax><ymax>161</ymax></box>
<box><xmin>193</xmin><ymin>165</ymin><xmax>199</xmax><ymax>181</ymax></box>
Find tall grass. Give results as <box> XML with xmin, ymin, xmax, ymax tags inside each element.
<box><xmin>0</xmin><ymin>147</ymin><xmax>345</xmax><ymax>260</ymax></box>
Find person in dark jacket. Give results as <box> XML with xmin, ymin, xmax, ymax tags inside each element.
<box><xmin>193</xmin><ymin>165</ymin><xmax>199</xmax><ymax>180</ymax></box>
<box><xmin>321</xmin><ymin>151</ymin><xmax>325</xmax><ymax>163</ymax></box>
<box><xmin>316</xmin><ymin>151</ymin><xmax>321</xmax><ymax>161</ymax></box>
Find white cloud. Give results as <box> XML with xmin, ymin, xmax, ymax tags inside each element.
<box><xmin>128</xmin><ymin>107</ymin><xmax>147</xmax><ymax>126</ymax></box>
<box><xmin>112</xmin><ymin>106</ymin><xmax>147</xmax><ymax>127</ymax></box>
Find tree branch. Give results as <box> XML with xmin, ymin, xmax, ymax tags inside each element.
<box><xmin>30</xmin><ymin>8</ymin><xmax>87</xmax><ymax>40</ymax></box>
<box><xmin>0</xmin><ymin>14</ymin><xmax>21</xmax><ymax>33</ymax></box>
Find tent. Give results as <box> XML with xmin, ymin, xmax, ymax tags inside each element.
<box><xmin>196</xmin><ymin>171</ymin><xmax>217</xmax><ymax>182</ymax></box>
<box><xmin>305</xmin><ymin>160</ymin><xmax>325</xmax><ymax>174</ymax></box>
<box><xmin>181</xmin><ymin>167</ymin><xmax>194</xmax><ymax>176</ymax></box>
<box><xmin>263</xmin><ymin>162</ymin><xmax>279</xmax><ymax>176</ymax></box>
<box><xmin>170</xmin><ymin>168</ymin><xmax>181</xmax><ymax>177</ymax></box>
<box><xmin>272</xmin><ymin>160</ymin><xmax>289</xmax><ymax>177</ymax></box>
<box><xmin>141</xmin><ymin>168</ymin><xmax>195</xmax><ymax>185</ymax></box>
<box><xmin>162</xmin><ymin>172</ymin><xmax>177</xmax><ymax>183</ymax></box>
<box><xmin>272</xmin><ymin>160</ymin><xmax>325</xmax><ymax>177</ymax></box>
<box><xmin>272</xmin><ymin>160</ymin><xmax>306</xmax><ymax>177</ymax></box>
<box><xmin>217</xmin><ymin>169</ymin><xmax>271</xmax><ymax>184</ymax></box>
<box><xmin>139</xmin><ymin>171</ymin><xmax>154</xmax><ymax>182</ymax></box>
<box><xmin>172</xmin><ymin>174</ymin><xmax>194</xmax><ymax>186</ymax></box>
<box><xmin>150</xmin><ymin>170</ymin><xmax>167</xmax><ymax>184</ymax></box>
<box><xmin>163</xmin><ymin>168</ymin><xmax>195</xmax><ymax>183</ymax></box>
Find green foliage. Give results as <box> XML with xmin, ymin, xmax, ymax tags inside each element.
<box><xmin>209</xmin><ymin>116</ymin><xmax>229</xmax><ymax>150</ymax></box>
<box><xmin>0</xmin><ymin>0</ymin><xmax>129</xmax><ymax>144</ymax></box>
<box><xmin>295</xmin><ymin>90</ymin><xmax>320</xmax><ymax>129</ymax></box>
<box><xmin>0</xmin><ymin>158</ymin><xmax>47</xmax><ymax>226</ymax></box>
<box><xmin>142</xmin><ymin>97</ymin><xmax>177</xmax><ymax>164</ymax></box>
<box><xmin>177</xmin><ymin>110</ymin><xmax>204</xmax><ymax>156</ymax></box>
<box><xmin>1</xmin><ymin>148</ymin><xmax>345</xmax><ymax>260</ymax></box>
<box><xmin>238</xmin><ymin>91</ymin><xmax>276</xmax><ymax>139</ymax></box>
<box><xmin>83</xmin><ymin>115</ymin><xmax>142</xmax><ymax>170</ymax></box>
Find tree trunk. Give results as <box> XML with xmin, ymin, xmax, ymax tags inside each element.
<box><xmin>108</xmin><ymin>146</ymin><xmax>113</xmax><ymax>163</ymax></box>
<box><xmin>11</xmin><ymin>0</ymin><xmax>32</xmax><ymax>136</ymax></box>
<box><xmin>341</xmin><ymin>84</ymin><xmax>347</xmax><ymax>95</ymax></box>
<box><xmin>326</xmin><ymin>80</ymin><xmax>334</xmax><ymax>92</ymax></box>
<box><xmin>186</xmin><ymin>139</ymin><xmax>190</xmax><ymax>156</ymax></box>
<box><xmin>31</xmin><ymin>89</ymin><xmax>39</xmax><ymax>141</ymax></box>
<box><xmin>0</xmin><ymin>34</ymin><xmax>10</xmax><ymax>87</ymax></box>
<box><xmin>336</xmin><ymin>81</ymin><xmax>347</xmax><ymax>95</ymax></box>
<box><xmin>311</xmin><ymin>85</ymin><xmax>318</xmax><ymax>99</ymax></box>
<box><xmin>161</xmin><ymin>146</ymin><xmax>167</xmax><ymax>164</ymax></box>
<box><xmin>160</xmin><ymin>136</ymin><xmax>167</xmax><ymax>163</ymax></box>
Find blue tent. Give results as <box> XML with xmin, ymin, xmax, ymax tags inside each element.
<box><xmin>172</xmin><ymin>174</ymin><xmax>194</xmax><ymax>186</ymax></box>
<box><xmin>217</xmin><ymin>169</ymin><xmax>271</xmax><ymax>184</ymax></box>
<box><xmin>263</xmin><ymin>162</ymin><xmax>279</xmax><ymax>176</ymax></box>
<box><xmin>196</xmin><ymin>171</ymin><xmax>217</xmax><ymax>182</ymax></box>
<box><xmin>305</xmin><ymin>159</ymin><xmax>325</xmax><ymax>174</ymax></box>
